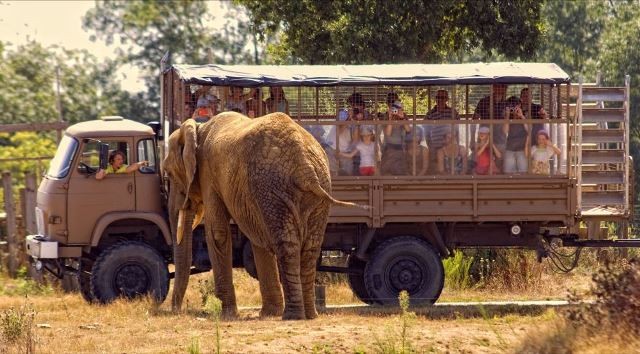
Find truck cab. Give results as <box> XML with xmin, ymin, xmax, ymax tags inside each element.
<box><xmin>26</xmin><ymin>116</ymin><xmax>174</xmax><ymax>303</ymax></box>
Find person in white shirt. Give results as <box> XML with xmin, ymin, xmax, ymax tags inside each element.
<box><xmin>339</xmin><ymin>126</ymin><xmax>377</xmax><ymax>176</ymax></box>
<box><xmin>530</xmin><ymin>129</ymin><xmax>561</xmax><ymax>175</ymax></box>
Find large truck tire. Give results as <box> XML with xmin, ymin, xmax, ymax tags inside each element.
<box><xmin>364</xmin><ymin>236</ymin><xmax>444</xmax><ymax>306</ymax></box>
<box><xmin>91</xmin><ymin>241</ymin><xmax>169</xmax><ymax>304</ymax></box>
<box><xmin>346</xmin><ymin>256</ymin><xmax>376</xmax><ymax>304</ymax></box>
<box><xmin>78</xmin><ymin>257</ymin><xmax>95</xmax><ymax>303</ymax></box>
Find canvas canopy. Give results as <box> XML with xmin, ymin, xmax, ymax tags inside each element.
<box><xmin>170</xmin><ymin>62</ymin><xmax>570</xmax><ymax>87</ymax></box>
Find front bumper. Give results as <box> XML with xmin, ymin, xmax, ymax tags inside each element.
<box><xmin>26</xmin><ymin>235</ymin><xmax>59</xmax><ymax>259</ymax></box>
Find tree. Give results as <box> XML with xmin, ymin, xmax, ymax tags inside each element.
<box><xmin>237</xmin><ymin>0</ymin><xmax>544</xmax><ymax>64</ymax></box>
<box><xmin>536</xmin><ymin>0</ymin><xmax>607</xmax><ymax>80</ymax></box>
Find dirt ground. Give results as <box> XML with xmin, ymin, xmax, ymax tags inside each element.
<box><xmin>0</xmin><ymin>294</ymin><xmax>557</xmax><ymax>354</ymax></box>
<box><xmin>0</xmin><ymin>268</ymin><xmax>581</xmax><ymax>354</ymax></box>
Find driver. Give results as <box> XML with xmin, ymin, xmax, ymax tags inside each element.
<box><xmin>95</xmin><ymin>150</ymin><xmax>148</xmax><ymax>180</ymax></box>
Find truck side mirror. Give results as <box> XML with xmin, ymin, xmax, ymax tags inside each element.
<box><xmin>99</xmin><ymin>143</ymin><xmax>109</xmax><ymax>170</ymax></box>
<box><xmin>148</xmin><ymin>121</ymin><xmax>163</xmax><ymax>141</ymax></box>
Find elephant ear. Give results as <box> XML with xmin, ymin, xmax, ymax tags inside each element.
<box><xmin>179</xmin><ymin>119</ymin><xmax>198</xmax><ymax>210</ymax></box>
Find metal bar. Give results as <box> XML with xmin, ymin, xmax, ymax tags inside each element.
<box><xmin>624</xmin><ymin>75</ymin><xmax>630</xmax><ymax>213</ymax></box>
<box><xmin>412</xmin><ymin>86</ymin><xmax>417</xmax><ymax>176</ymax></box>
<box><xmin>577</xmin><ymin>78</ymin><xmax>584</xmax><ymax>211</ymax></box>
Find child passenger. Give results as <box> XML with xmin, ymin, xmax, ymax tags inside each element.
<box><xmin>474</xmin><ymin>126</ymin><xmax>502</xmax><ymax>175</ymax></box>
<box><xmin>530</xmin><ymin>129</ymin><xmax>561</xmax><ymax>175</ymax></box>
<box><xmin>339</xmin><ymin>126</ymin><xmax>377</xmax><ymax>176</ymax></box>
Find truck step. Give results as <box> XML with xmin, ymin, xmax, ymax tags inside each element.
<box><xmin>581</xmin><ymin>129</ymin><xmax>625</xmax><ymax>144</ymax></box>
<box><xmin>582</xmin><ymin>108</ymin><xmax>625</xmax><ymax>123</ymax></box>
<box><xmin>581</xmin><ymin>150</ymin><xmax>625</xmax><ymax>164</ymax></box>
<box><xmin>582</xmin><ymin>87</ymin><xmax>626</xmax><ymax>102</ymax></box>
<box><xmin>581</xmin><ymin>191</ymin><xmax>625</xmax><ymax>208</ymax></box>
<box><xmin>581</xmin><ymin>170</ymin><xmax>625</xmax><ymax>185</ymax></box>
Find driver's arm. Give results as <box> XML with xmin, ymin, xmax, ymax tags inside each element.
<box><xmin>95</xmin><ymin>169</ymin><xmax>106</xmax><ymax>180</ymax></box>
<box><xmin>125</xmin><ymin>161</ymin><xmax>148</xmax><ymax>173</ymax></box>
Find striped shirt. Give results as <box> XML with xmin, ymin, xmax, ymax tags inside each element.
<box><xmin>425</xmin><ymin>106</ymin><xmax>459</xmax><ymax>149</ymax></box>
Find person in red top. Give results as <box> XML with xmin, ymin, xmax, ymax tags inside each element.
<box><xmin>474</xmin><ymin>126</ymin><xmax>502</xmax><ymax>175</ymax></box>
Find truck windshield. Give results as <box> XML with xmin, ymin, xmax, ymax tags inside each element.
<box><xmin>47</xmin><ymin>135</ymin><xmax>78</xmax><ymax>178</ymax></box>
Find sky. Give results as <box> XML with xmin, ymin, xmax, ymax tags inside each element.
<box><xmin>0</xmin><ymin>1</ymin><xmax>229</xmax><ymax>92</ymax></box>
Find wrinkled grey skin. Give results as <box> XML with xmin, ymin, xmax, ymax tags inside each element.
<box><xmin>164</xmin><ymin>112</ymin><xmax>354</xmax><ymax>320</ymax></box>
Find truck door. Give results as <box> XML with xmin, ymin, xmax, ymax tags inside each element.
<box><xmin>67</xmin><ymin>138</ymin><xmax>135</xmax><ymax>244</ymax></box>
<box><xmin>135</xmin><ymin>138</ymin><xmax>163</xmax><ymax>214</ymax></box>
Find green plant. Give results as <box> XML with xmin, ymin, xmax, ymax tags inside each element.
<box><xmin>442</xmin><ymin>250</ymin><xmax>474</xmax><ymax>289</ymax></box>
<box><xmin>203</xmin><ymin>294</ymin><xmax>223</xmax><ymax>354</ymax></box>
<box><xmin>187</xmin><ymin>336</ymin><xmax>201</xmax><ymax>354</ymax></box>
<box><xmin>0</xmin><ymin>303</ymin><xmax>36</xmax><ymax>353</ymax></box>
<box><xmin>373</xmin><ymin>290</ymin><xmax>416</xmax><ymax>354</ymax></box>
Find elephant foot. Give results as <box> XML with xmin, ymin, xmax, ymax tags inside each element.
<box><xmin>221</xmin><ymin>306</ymin><xmax>239</xmax><ymax>320</ymax></box>
<box><xmin>305</xmin><ymin>308</ymin><xmax>318</xmax><ymax>320</ymax></box>
<box><xmin>282</xmin><ymin>305</ymin><xmax>306</xmax><ymax>320</ymax></box>
<box><xmin>260</xmin><ymin>303</ymin><xmax>284</xmax><ymax>317</ymax></box>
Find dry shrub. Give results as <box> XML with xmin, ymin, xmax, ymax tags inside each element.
<box><xmin>515</xmin><ymin>258</ymin><xmax>640</xmax><ymax>353</ymax></box>
<box><xmin>0</xmin><ymin>303</ymin><xmax>36</xmax><ymax>354</ymax></box>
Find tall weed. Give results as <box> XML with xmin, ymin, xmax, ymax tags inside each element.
<box><xmin>373</xmin><ymin>290</ymin><xmax>416</xmax><ymax>354</ymax></box>
<box><xmin>443</xmin><ymin>250</ymin><xmax>474</xmax><ymax>289</ymax></box>
<box><xmin>0</xmin><ymin>303</ymin><xmax>36</xmax><ymax>353</ymax></box>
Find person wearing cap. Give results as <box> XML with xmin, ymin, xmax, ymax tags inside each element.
<box><xmin>502</xmin><ymin>96</ymin><xmax>530</xmax><ymax>174</ymax></box>
<box><xmin>520</xmin><ymin>88</ymin><xmax>548</xmax><ymax>142</ymax></box>
<box><xmin>472</xmin><ymin>84</ymin><xmax>509</xmax><ymax>167</ymax></box>
<box><xmin>265</xmin><ymin>86</ymin><xmax>290</xmax><ymax>114</ymax></box>
<box><xmin>192</xmin><ymin>95</ymin><xmax>217</xmax><ymax>123</ymax></box>
<box><xmin>425</xmin><ymin>89</ymin><xmax>459</xmax><ymax>173</ymax></box>
<box><xmin>531</xmin><ymin>129</ymin><xmax>561</xmax><ymax>175</ymax></box>
<box><xmin>474</xmin><ymin>126</ymin><xmax>502</xmax><ymax>175</ymax></box>
<box><xmin>382</xmin><ymin>95</ymin><xmax>410</xmax><ymax>175</ymax></box>
<box><xmin>405</xmin><ymin>126</ymin><xmax>429</xmax><ymax>175</ymax></box>
<box><xmin>326</xmin><ymin>108</ymin><xmax>354</xmax><ymax>176</ymax></box>
<box><xmin>338</xmin><ymin>125</ymin><xmax>378</xmax><ymax>176</ymax></box>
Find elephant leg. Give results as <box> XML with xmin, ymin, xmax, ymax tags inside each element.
<box><xmin>300</xmin><ymin>209</ymin><xmax>330</xmax><ymax>319</ymax></box>
<box><xmin>275</xmin><ymin>239</ymin><xmax>305</xmax><ymax>320</ymax></box>
<box><xmin>204</xmin><ymin>204</ymin><xmax>238</xmax><ymax>318</ymax></box>
<box><xmin>252</xmin><ymin>244</ymin><xmax>284</xmax><ymax>317</ymax></box>
<box><xmin>171</xmin><ymin>210</ymin><xmax>194</xmax><ymax>312</ymax></box>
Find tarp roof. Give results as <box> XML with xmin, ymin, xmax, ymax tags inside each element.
<box><xmin>170</xmin><ymin>62</ymin><xmax>570</xmax><ymax>87</ymax></box>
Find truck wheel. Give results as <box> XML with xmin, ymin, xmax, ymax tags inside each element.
<box><xmin>91</xmin><ymin>241</ymin><xmax>169</xmax><ymax>304</ymax></box>
<box><xmin>78</xmin><ymin>257</ymin><xmax>95</xmax><ymax>303</ymax></box>
<box><xmin>364</xmin><ymin>236</ymin><xmax>444</xmax><ymax>306</ymax></box>
<box><xmin>346</xmin><ymin>256</ymin><xmax>376</xmax><ymax>304</ymax></box>
<box><xmin>242</xmin><ymin>241</ymin><xmax>258</xmax><ymax>280</ymax></box>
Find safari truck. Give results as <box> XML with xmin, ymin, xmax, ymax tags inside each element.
<box><xmin>26</xmin><ymin>62</ymin><xmax>635</xmax><ymax>306</ymax></box>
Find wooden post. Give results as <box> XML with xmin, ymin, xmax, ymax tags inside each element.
<box><xmin>24</xmin><ymin>173</ymin><xmax>37</xmax><ymax>235</ymax></box>
<box><xmin>2</xmin><ymin>172</ymin><xmax>18</xmax><ymax>278</ymax></box>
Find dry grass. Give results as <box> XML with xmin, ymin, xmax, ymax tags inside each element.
<box><xmin>0</xmin><ymin>270</ymin><xmax>569</xmax><ymax>354</ymax></box>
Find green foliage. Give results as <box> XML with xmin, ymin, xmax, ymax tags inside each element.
<box><xmin>0</xmin><ymin>267</ymin><xmax>54</xmax><ymax>296</ymax></box>
<box><xmin>373</xmin><ymin>290</ymin><xmax>417</xmax><ymax>354</ymax></box>
<box><xmin>443</xmin><ymin>250</ymin><xmax>474</xmax><ymax>290</ymax></box>
<box><xmin>0</xmin><ymin>303</ymin><xmax>36</xmax><ymax>353</ymax></box>
<box><xmin>187</xmin><ymin>337</ymin><xmax>201</xmax><ymax>354</ymax></box>
<box><xmin>238</xmin><ymin>0</ymin><xmax>544</xmax><ymax>64</ymax></box>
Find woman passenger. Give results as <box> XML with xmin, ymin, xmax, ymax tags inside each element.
<box><xmin>381</xmin><ymin>98</ymin><xmax>410</xmax><ymax>175</ymax></box>
<box><xmin>437</xmin><ymin>128</ymin><xmax>468</xmax><ymax>175</ymax></box>
<box><xmin>265</xmin><ymin>86</ymin><xmax>289</xmax><ymax>114</ymax></box>
<box><xmin>502</xmin><ymin>96</ymin><xmax>530</xmax><ymax>174</ymax></box>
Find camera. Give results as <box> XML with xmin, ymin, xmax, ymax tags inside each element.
<box><xmin>391</xmin><ymin>107</ymin><xmax>399</xmax><ymax>114</ymax></box>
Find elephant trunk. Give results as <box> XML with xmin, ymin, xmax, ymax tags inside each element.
<box><xmin>171</xmin><ymin>207</ymin><xmax>195</xmax><ymax>312</ymax></box>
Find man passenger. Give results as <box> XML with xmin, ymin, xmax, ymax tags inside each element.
<box><xmin>425</xmin><ymin>89</ymin><xmax>459</xmax><ymax>173</ymax></box>
<box><xmin>520</xmin><ymin>87</ymin><xmax>548</xmax><ymax>143</ymax></box>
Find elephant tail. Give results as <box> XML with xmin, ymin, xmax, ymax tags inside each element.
<box><xmin>308</xmin><ymin>183</ymin><xmax>371</xmax><ymax>210</ymax></box>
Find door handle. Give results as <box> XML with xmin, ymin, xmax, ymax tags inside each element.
<box><xmin>127</xmin><ymin>182</ymin><xmax>133</xmax><ymax>194</ymax></box>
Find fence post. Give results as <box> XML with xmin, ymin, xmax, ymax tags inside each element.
<box><xmin>2</xmin><ymin>172</ymin><xmax>18</xmax><ymax>278</ymax></box>
<box><xmin>24</xmin><ymin>173</ymin><xmax>37</xmax><ymax>234</ymax></box>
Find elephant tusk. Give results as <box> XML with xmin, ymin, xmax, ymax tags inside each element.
<box><xmin>176</xmin><ymin>209</ymin><xmax>185</xmax><ymax>245</ymax></box>
<box><xmin>192</xmin><ymin>204</ymin><xmax>204</xmax><ymax>231</ymax></box>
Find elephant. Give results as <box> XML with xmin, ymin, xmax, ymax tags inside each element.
<box><xmin>163</xmin><ymin>112</ymin><xmax>357</xmax><ymax>320</ymax></box>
